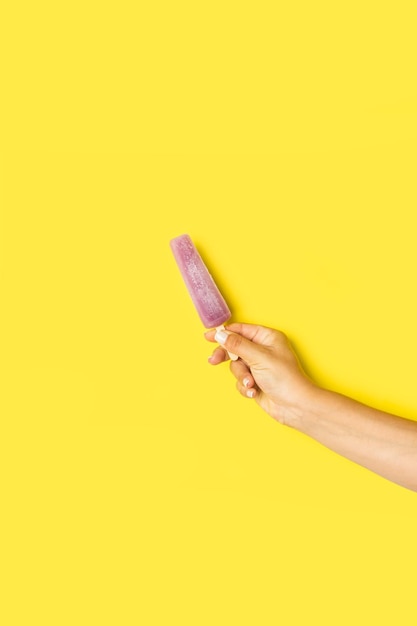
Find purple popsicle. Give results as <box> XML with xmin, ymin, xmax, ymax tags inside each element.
<box><xmin>170</xmin><ymin>234</ymin><xmax>232</xmax><ymax>329</ymax></box>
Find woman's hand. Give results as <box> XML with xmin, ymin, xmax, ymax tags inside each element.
<box><xmin>205</xmin><ymin>322</ymin><xmax>417</xmax><ymax>491</ymax></box>
<box><xmin>205</xmin><ymin>323</ymin><xmax>318</xmax><ymax>425</ymax></box>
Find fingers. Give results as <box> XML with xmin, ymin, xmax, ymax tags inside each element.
<box><xmin>207</xmin><ymin>347</ymin><xmax>257</xmax><ymax>398</ymax></box>
<box><xmin>224</xmin><ymin>323</ymin><xmax>280</xmax><ymax>345</ymax></box>
<box><xmin>205</xmin><ymin>324</ymin><xmax>285</xmax><ymax>347</ymax></box>
<box><xmin>206</xmin><ymin>326</ymin><xmax>258</xmax><ymax>399</ymax></box>
<box><xmin>230</xmin><ymin>358</ymin><xmax>257</xmax><ymax>399</ymax></box>
<box><xmin>204</xmin><ymin>323</ymin><xmax>277</xmax><ymax>344</ymax></box>
<box><xmin>207</xmin><ymin>345</ymin><xmax>229</xmax><ymax>365</ymax></box>
<box><xmin>212</xmin><ymin>327</ymin><xmax>268</xmax><ymax>368</ymax></box>
<box><xmin>205</xmin><ymin>323</ymin><xmax>279</xmax><ymax>372</ymax></box>
<box><xmin>205</xmin><ymin>330</ymin><xmax>228</xmax><ymax>364</ymax></box>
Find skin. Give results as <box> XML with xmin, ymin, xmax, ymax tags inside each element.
<box><xmin>205</xmin><ymin>323</ymin><xmax>417</xmax><ymax>492</ymax></box>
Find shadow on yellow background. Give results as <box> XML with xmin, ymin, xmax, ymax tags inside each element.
<box><xmin>1</xmin><ymin>2</ymin><xmax>417</xmax><ymax>625</ymax></box>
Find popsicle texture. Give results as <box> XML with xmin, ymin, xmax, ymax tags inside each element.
<box><xmin>170</xmin><ymin>234</ymin><xmax>231</xmax><ymax>328</ymax></box>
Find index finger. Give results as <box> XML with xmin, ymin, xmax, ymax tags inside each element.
<box><xmin>224</xmin><ymin>322</ymin><xmax>273</xmax><ymax>345</ymax></box>
<box><xmin>204</xmin><ymin>323</ymin><xmax>270</xmax><ymax>344</ymax></box>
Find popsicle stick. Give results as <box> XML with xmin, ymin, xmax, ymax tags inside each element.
<box><xmin>216</xmin><ymin>325</ymin><xmax>239</xmax><ymax>361</ymax></box>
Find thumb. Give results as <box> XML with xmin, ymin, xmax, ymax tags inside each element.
<box><xmin>214</xmin><ymin>327</ymin><xmax>266</xmax><ymax>367</ymax></box>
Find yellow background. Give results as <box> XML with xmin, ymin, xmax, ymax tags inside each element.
<box><xmin>1</xmin><ymin>1</ymin><xmax>417</xmax><ymax>624</ymax></box>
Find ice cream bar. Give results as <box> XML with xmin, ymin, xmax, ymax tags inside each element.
<box><xmin>170</xmin><ymin>234</ymin><xmax>231</xmax><ymax>328</ymax></box>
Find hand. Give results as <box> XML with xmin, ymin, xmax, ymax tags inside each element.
<box><xmin>206</xmin><ymin>323</ymin><xmax>417</xmax><ymax>491</ymax></box>
<box><xmin>205</xmin><ymin>323</ymin><xmax>318</xmax><ymax>425</ymax></box>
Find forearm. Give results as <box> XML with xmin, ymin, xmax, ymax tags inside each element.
<box><xmin>288</xmin><ymin>387</ymin><xmax>417</xmax><ymax>492</ymax></box>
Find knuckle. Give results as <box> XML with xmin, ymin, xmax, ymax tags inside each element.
<box><xmin>273</xmin><ymin>329</ymin><xmax>287</xmax><ymax>341</ymax></box>
<box><xmin>226</xmin><ymin>332</ymin><xmax>243</xmax><ymax>352</ymax></box>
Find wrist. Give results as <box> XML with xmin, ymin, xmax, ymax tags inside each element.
<box><xmin>284</xmin><ymin>382</ymin><xmax>329</xmax><ymax>432</ymax></box>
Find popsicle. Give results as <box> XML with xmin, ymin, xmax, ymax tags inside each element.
<box><xmin>170</xmin><ymin>234</ymin><xmax>238</xmax><ymax>360</ymax></box>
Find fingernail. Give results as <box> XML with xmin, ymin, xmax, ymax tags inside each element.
<box><xmin>243</xmin><ymin>377</ymin><xmax>251</xmax><ymax>388</ymax></box>
<box><xmin>247</xmin><ymin>389</ymin><xmax>255</xmax><ymax>398</ymax></box>
<box><xmin>214</xmin><ymin>329</ymin><xmax>230</xmax><ymax>345</ymax></box>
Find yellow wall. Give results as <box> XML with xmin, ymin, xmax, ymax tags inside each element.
<box><xmin>1</xmin><ymin>2</ymin><xmax>417</xmax><ymax>624</ymax></box>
